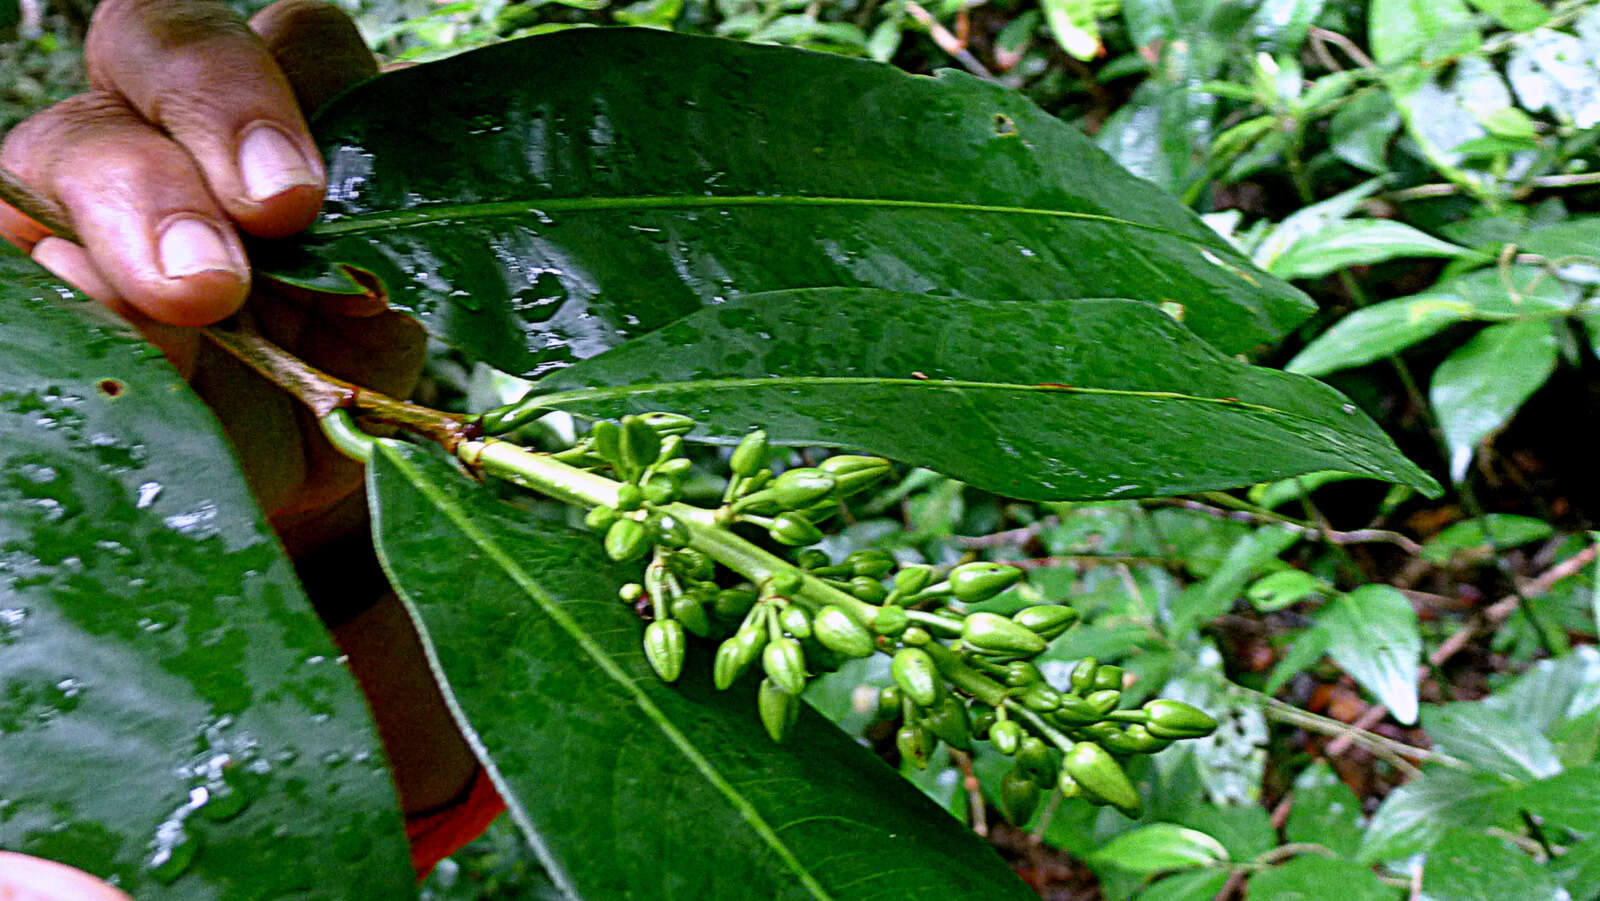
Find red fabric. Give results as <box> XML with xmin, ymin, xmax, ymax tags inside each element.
<box><xmin>405</xmin><ymin>767</ymin><xmax>507</xmax><ymax>879</ymax></box>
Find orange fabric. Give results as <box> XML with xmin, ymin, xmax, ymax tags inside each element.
<box><xmin>405</xmin><ymin>767</ymin><xmax>507</xmax><ymax>879</ymax></box>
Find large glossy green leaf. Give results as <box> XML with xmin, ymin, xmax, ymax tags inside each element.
<box><xmin>513</xmin><ymin>289</ymin><xmax>1437</xmax><ymax>500</ymax></box>
<box><xmin>1420</xmin><ymin>703</ymin><xmax>1562</xmax><ymax>780</ymax></box>
<box><xmin>367</xmin><ymin>441</ymin><xmax>1035</xmax><ymax>900</ymax></box>
<box><xmin>1358</xmin><ymin>769</ymin><xmax>1513</xmax><ymax>862</ymax></box>
<box><xmin>254</xmin><ymin>27</ymin><xmax>1312</xmax><ymax>378</ymax></box>
<box><xmin>0</xmin><ymin>244</ymin><xmax>411</xmax><ymax>896</ymax></box>
<box><xmin>1430</xmin><ymin>319</ymin><xmax>1558</xmax><ymax>483</ymax></box>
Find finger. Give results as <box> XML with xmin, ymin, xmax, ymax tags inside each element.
<box><xmin>0</xmin><ymin>852</ymin><xmax>135</xmax><ymax>901</ymax></box>
<box><xmin>2</xmin><ymin>92</ymin><xmax>251</xmax><ymax>326</ymax></box>
<box><xmin>250</xmin><ymin>0</ymin><xmax>378</xmax><ymax>114</ymax></box>
<box><xmin>85</xmin><ymin>0</ymin><xmax>324</xmax><ymax>239</ymax></box>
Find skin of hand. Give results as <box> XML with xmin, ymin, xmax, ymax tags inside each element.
<box><xmin>0</xmin><ymin>851</ymin><xmax>136</xmax><ymax>901</ymax></box>
<box><xmin>0</xmin><ymin>0</ymin><xmax>481</xmax><ymax>877</ymax></box>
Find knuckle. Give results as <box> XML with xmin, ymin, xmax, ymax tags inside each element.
<box><xmin>0</xmin><ymin>92</ymin><xmax>144</xmax><ymax>183</ymax></box>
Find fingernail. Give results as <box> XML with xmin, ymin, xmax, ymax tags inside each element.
<box><xmin>238</xmin><ymin>123</ymin><xmax>319</xmax><ymax>202</ymax></box>
<box><xmin>158</xmin><ymin>218</ymin><xmax>242</xmax><ymax>279</ymax></box>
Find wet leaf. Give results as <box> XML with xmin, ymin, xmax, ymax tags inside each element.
<box><xmin>513</xmin><ymin>290</ymin><xmax>1438</xmax><ymax>501</ymax></box>
<box><xmin>253</xmin><ymin>28</ymin><xmax>1312</xmax><ymax>378</ymax></box>
<box><xmin>0</xmin><ymin>244</ymin><xmax>411</xmax><ymax>896</ymax></box>
<box><xmin>367</xmin><ymin>441</ymin><xmax>1034</xmax><ymax>900</ymax></box>
<box><xmin>1319</xmin><ymin>584</ymin><xmax>1421</xmax><ymax>724</ymax></box>
<box><xmin>1430</xmin><ymin>320</ymin><xmax>1558</xmax><ymax>483</ymax></box>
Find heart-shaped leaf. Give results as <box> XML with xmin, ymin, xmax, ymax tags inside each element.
<box><xmin>367</xmin><ymin>441</ymin><xmax>1035</xmax><ymax>900</ymax></box>
<box><xmin>254</xmin><ymin>27</ymin><xmax>1312</xmax><ymax>378</ymax></box>
<box><xmin>0</xmin><ymin>244</ymin><xmax>411</xmax><ymax>897</ymax></box>
<box><xmin>510</xmin><ymin>289</ymin><xmax>1439</xmax><ymax>500</ymax></box>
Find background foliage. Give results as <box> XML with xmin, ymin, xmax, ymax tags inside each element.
<box><xmin>9</xmin><ymin>0</ymin><xmax>1600</xmax><ymax>898</ymax></box>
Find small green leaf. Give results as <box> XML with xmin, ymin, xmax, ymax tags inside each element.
<box><xmin>1086</xmin><ymin>824</ymin><xmax>1229</xmax><ymax>876</ymax></box>
<box><xmin>1284</xmin><ymin>762</ymin><xmax>1364</xmax><ymax>857</ymax></box>
<box><xmin>1359</xmin><ymin>769</ymin><xmax>1513</xmax><ymax>862</ymax></box>
<box><xmin>1170</xmin><ymin>527</ymin><xmax>1300</xmax><ymax>636</ymax></box>
<box><xmin>1319</xmin><ymin>585</ymin><xmax>1421</xmax><ymax>724</ymax></box>
<box><xmin>523</xmin><ymin>291</ymin><xmax>1438</xmax><ymax>501</ymax></box>
<box><xmin>1246</xmin><ymin>570</ymin><xmax>1326</xmax><ymax>612</ymax></box>
<box><xmin>1369</xmin><ymin>0</ymin><xmax>1480</xmax><ymax>64</ymax></box>
<box><xmin>1264</xmin><ymin>626</ymin><xmax>1331</xmax><ymax>696</ymax></box>
<box><xmin>1329</xmin><ymin>91</ymin><xmax>1401</xmax><ymax>173</ymax></box>
<box><xmin>367</xmin><ymin>442</ymin><xmax>1034</xmax><ymax>899</ymax></box>
<box><xmin>1246</xmin><ymin>856</ymin><xmax>1393</xmax><ymax>900</ymax></box>
<box><xmin>1467</xmin><ymin>0</ymin><xmax>1550</xmax><ymax>30</ymax></box>
<box><xmin>1140</xmin><ymin>868</ymin><xmax>1232</xmax><ymax>901</ymax></box>
<box><xmin>1040</xmin><ymin>0</ymin><xmax>1102</xmax><ymax>59</ymax></box>
<box><xmin>1423</xmin><ymin>830</ymin><xmax>1561</xmax><ymax>901</ymax></box>
<box><xmin>1431</xmin><ymin>320</ymin><xmax>1559</xmax><ymax>483</ymax></box>
<box><xmin>1422</xmin><ymin>513</ymin><xmax>1554</xmax><ymax>563</ymax></box>
<box><xmin>1421</xmin><ymin>702</ymin><xmax>1562</xmax><ymax>780</ymax></box>
<box><xmin>1268</xmin><ymin>219</ymin><xmax>1467</xmax><ymax>280</ymax></box>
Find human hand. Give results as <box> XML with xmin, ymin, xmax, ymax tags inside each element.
<box><xmin>0</xmin><ymin>0</ymin><xmax>426</xmax><ymax>549</ymax></box>
<box><xmin>0</xmin><ymin>851</ymin><xmax>135</xmax><ymax>901</ymax></box>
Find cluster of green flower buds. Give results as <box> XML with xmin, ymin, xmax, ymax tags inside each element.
<box><xmin>548</xmin><ymin>410</ymin><xmax>1219</xmax><ymax>819</ymax></box>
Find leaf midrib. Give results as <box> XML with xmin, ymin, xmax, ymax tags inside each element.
<box><xmin>531</xmin><ymin>375</ymin><xmax>1314</xmax><ymax>422</ymax></box>
<box><xmin>308</xmin><ymin>193</ymin><xmax>1209</xmax><ymax>247</ymax></box>
<box><xmin>374</xmin><ymin>445</ymin><xmax>835</xmax><ymax>901</ymax></box>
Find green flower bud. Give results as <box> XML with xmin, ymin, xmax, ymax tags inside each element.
<box><xmin>1005</xmin><ymin>661</ymin><xmax>1043</xmax><ymax>687</ymax></box>
<box><xmin>638</xmin><ymin>411</ymin><xmax>696</xmax><ymax>437</ymax></box>
<box><xmin>642</xmin><ymin>474</ymin><xmax>678</xmax><ymax>505</ymax></box>
<box><xmin>1011</xmin><ymin>605</ymin><xmax>1080</xmax><ymax>640</ymax></box>
<box><xmin>848</xmin><ymin>576</ymin><xmax>888</xmax><ymax>604</ymax></box>
<box><xmin>990</xmin><ymin>719</ymin><xmax>1024</xmax><ymax>755</ymax></box>
<box><xmin>768</xmin><ymin>511</ymin><xmax>823</xmax><ymax>546</ymax></box>
<box><xmin>713</xmin><ymin>623</ymin><xmax>767</xmax><ymax>690</ymax></box>
<box><xmin>969</xmin><ymin>703</ymin><xmax>997</xmax><ymax>740</ymax></box>
<box><xmin>1057</xmin><ymin>771</ymin><xmax>1083</xmax><ymax>800</ymax></box>
<box><xmin>670</xmin><ymin>595</ymin><xmax>712</xmax><ymax>638</ymax></box>
<box><xmin>1105</xmin><ymin>724</ymin><xmax>1170</xmax><ymax>754</ymax></box>
<box><xmin>812</xmin><ymin>606</ymin><xmax>876</xmax><ymax>658</ymax></box>
<box><xmin>778</xmin><ymin>605</ymin><xmax>812</xmax><ymax>639</ymax></box>
<box><xmin>618</xmin><ymin>415</ymin><xmax>661</xmax><ymax>477</ymax></box>
<box><xmin>584</xmin><ymin>505</ymin><xmax>618</xmax><ymax>532</ymax></box>
<box><xmin>899</xmin><ymin>626</ymin><xmax>931</xmax><ymax>646</ymax></box>
<box><xmin>762</xmin><ymin>637</ymin><xmax>808</xmax><ymax>695</ymax></box>
<box><xmin>1085</xmin><ymin>689</ymin><xmax>1122</xmax><ymax>715</ymax></box>
<box><xmin>590</xmin><ymin>420</ymin><xmax>622</xmax><ymax>465</ymax></box>
<box><xmin>604</xmin><ymin>518</ymin><xmax>651</xmax><ymax>562</ymax></box>
<box><xmin>668</xmin><ymin>548</ymin><xmax>715</xmax><ymax>581</ymax></box>
<box><xmin>891</xmin><ymin>647</ymin><xmax>943</xmax><ymax>707</ymax></box>
<box><xmin>1092</xmin><ymin>665</ymin><xmax>1125</xmax><ymax>692</ymax></box>
<box><xmin>769</xmin><ymin>468</ymin><xmax>836</xmax><ymax>509</ymax></box>
<box><xmin>891</xmin><ymin>566</ymin><xmax>934</xmax><ymax>597</ymax></box>
<box><xmin>1052</xmin><ymin>695</ymin><xmax>1106</xmax><ymax>725</ymax></box>
<box><xmin>948</xmin><ymin>562</ymin><xmax>1024</xmax><ymax>603</ymax></box>
<box><xmin>897</xmin><ymin>725</ymin><xmax>935</xmax><ymax>770</ymax></box>
<box><xmin>961</xmin><ymin>612</ymin><xmax>1047</xmax><ymax>656</ymax></box>
<box><xmin>730</xmin><ymin>430</ymin><xmax>770</xmax><ymax>477</ymax></box>
<box><xmin>1143</xmin><ymin>699</ymin><xmax>1219</xmax><ymax>740</ymax></box>
<box><xmin>643</xmin><ymin>620</ymin><xmax>685</xmax><ymax>682</ymax></box>
<box><xmin>649</xmin><ymin>512</ymin><xmax>690</xmax><ymax>547</ymax></box>
<box><xmin>1069</xmin><ymin>657</ymin><xmax>1099</xmax><ymax>694</ymax></box>
<box><xmin>871</xmin><ymin>604</ymin><xmax>908</xmax><ymax>636</ymax></box>
<box><xmin>795</xmin><ymin>549</ymin><xmax>831</xmax><ymax>570</ymax></box>
<box><xmin>1061</xmin><ymin>742</ymin><xmax>1141</xmax><ymax>817</ymax></box>
<box><xmin>1000</xmin><ymin>767</ymin><xmax>1041</xmax><ymax>825</ymax></box>
<box><xmin>1017</xmin><ymin>736</ymin><xmax>1059</xmax><ymax>785</ymax></box>
<box><xmin>925</xmin><ymin>696</ymin><xmax>973</xmax><ymax>751</ymax></box>
<box><xmin>877</xmin><ymin>685</ymin><xmax>903</xmax><ymax>719</ymax></box>
<box><xmin>768</xmin><ymin>569</ymin><xmax>804</xmax><ymax>597</ymax></box>
<box><xmin>656</xmin><ymin>457</ymin><xmax>692</xmax><ymax>478</ymax></box>
<box><xmin>714</xmin><ymin>587</ymin><xmax>758</xmax><ymax>620</ymax></box>
<box><xmin>817</xmin><ymin>454</ymin><xmax>892</xmax><ymax>498</ymax></box>
<box><xmin>615</xmin><ymin>483</ymin><xmax>645</xmax><ymax>511</ymax></box>
<box><xmin>758</xmin><ymin>677</ymin><xmax>799</xmax><ymax>743</ymax></box>
<box><xmin>847</xmin><ymin>549</ymin><xmax>897</xmax><ymax>579</ymax></box>
<box><xmin>1020</xmin><ymin>684</ymin><xmax>1062</xmax><ymax>713</ymax></box>
<box><xmin>619</xmin><ymin>583</ymin><xmax>644</xmax><ymax>603</ymax></box>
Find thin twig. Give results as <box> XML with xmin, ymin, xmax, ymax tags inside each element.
<box><xmin>1150</xmin><ymin>497</ymin><xmax>1423</xmax><ymax>555</ymax></box>
<box><xmin>903</xmin><ymin>2</ymin><xmax>995</xmax><ymax>80</ymax></box>
<box><xmin>0</xmin><ymin>163</ymin><xmax>77</xmax><ymax>241</ymax></box>
<box><xmin>955</xmin><ymin>517</ymin><xmax>1058</xmax><ymax>547</ymax></box>
<box><xmin>1307</xmin><ymin>27</ymin><xmax>1376</xmax><ymax>70</ymax></box>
